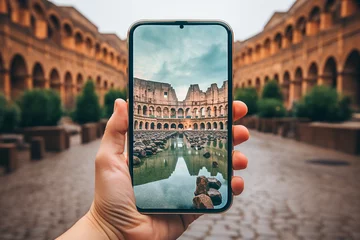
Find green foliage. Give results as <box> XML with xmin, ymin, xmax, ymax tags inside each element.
<box><xmin>0</xmin><ymin>94</ymin><xmax>6</xmax><ymax>128</ymax></box>
<box><xmin>262</xmin><ymin>80</ymin><xmax>283</xmax><ymax>100</ymax></box>
<box><xmin>257</xmin><ymin>99</ymin><xmax>286</xmax><ymax>118</ymax></box>
<box><xmin>72</xmin><ymin>80</ymin><xmax>101</xmax><ymax>124</ymax></box>
<box><xmin>234</xmin><ymin>87</ymin><xmax>258</xmax><ymax>115</ymax></box>
<box><xmin>104</xmin><ymin>89</ymin><xmax>127</xmax><ymax>118</ymax></box>
<box><xmin>19</xmin><ymin>89</ymin><xmax>62</xmax><ymax>127</ymax></box>
<box><xmin>0</xmin><ymin>94</ymin><xmax>21</xmax><ymax>133</ymax></box>
<box><xmin>295</xmin><ymin>85</ymin><xmax>352</xmax><ymax>122</ymax></box>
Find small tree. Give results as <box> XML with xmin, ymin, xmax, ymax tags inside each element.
<box><xmin>262</xmin><ymin>80</ymin><xmax>283</xmax><ymax>100</ymax></box>
<box><xmin>104</xmin><ymin>89</ymin><xmax>127</xmax><ymax>118</ymax></box>
<box><xmin>0</xmin><ymin>94</ymin><xmax>21</xmax><ymax>133</ymax></box>
<box><xmin>72</xmin><ymin>80</ymin><xmax>101</xmax><ymax>124</ymax></box>
<box><xmin>234</xmin><ymin>87</ymin><xmax>258</xmax><ymax>115</ymax></box>
<box><xmin>295</xmin><ymin>86</ymin><xmax>352</xmax><ymax>122</ymax></box>
<box><xmin>257</xmin><ymin>99</ymin><xmax>286</xmax><ymax>118</ymax></box>
<box><xmin>19</xmin><ymin>89</ymin><xmax>62</xmax><ymax>127</ymax></box>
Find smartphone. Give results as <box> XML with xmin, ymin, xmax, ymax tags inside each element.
<box><xmin>128</xmin><ymin>20</ymin><xmax>233</xmax><ymax>214</ymax></box>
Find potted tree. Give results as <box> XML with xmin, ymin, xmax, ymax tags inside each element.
<box><xmin>294</xmin><ymin>86</ymin><xmax>357</xmax><ymax>154</ymax></box>
<box><xmin>19</xmin><ymin>89</ymin><xmax>66</xmax><ymax>152</ymax></box>
<box><xmin>234</xmin><ymin>87</ymin><xmax>258</xmax><ymax>129</ymax></box>
<box><xmin>0</xmin><ymin>94</ymin><xmax>21</xmax><ymax>172</ymax></box>
<box><xmin>257</xmin><ymin>80</ymin><xmax>286</xmax><ymax>133</ymax></box>
<box><xmin>99</xmin><ymin>88</ymin><xmax>127</xmax><ymax>136</ymax></box>
<box><xmin>72</xmin><ymin>80</ymin><xmax>101</xmax><ymax>144</ymax></box>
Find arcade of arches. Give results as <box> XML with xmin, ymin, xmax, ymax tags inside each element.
<box><xmin>134</xmin><ymin>79</ymin><xmax>229</xmax><ymax>130</ymax></box>
<box><xmin>234</xmin><ymin>0</ymin><xmax>360</xmax><ymax>110</ymax></box>
<box><xmin>0</xmin><ymin>0</ymin><xmax>127</xmax><ymax>110</ymax></box>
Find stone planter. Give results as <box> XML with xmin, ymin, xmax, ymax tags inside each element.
<box><xmin>81</xmin><ymin>123</ymin><xmax>99</xmax><ymax>144</ymax></box>
<box><xmin>295</xmin><ymin>122</ymin><xmax>360</xmax><ymax>155</ymax></box>
<box><xmin>97</xmin><ymin>119</ymin><xmax>108</xmax><ymax>138</ymax></box>
<box><xmin>0</xmin><ymin>143</ymin><xmax>17</xmax><ymax>173</ymax></box>
<box><xmin>273</xmin><ymin>118</ymin><xmax>309</xmax><ymax>138</ymax></box>
<box><xmin>259</xmin><ymin>118</ymin><xmax>274</xmax><ymax>133</ymax></box>
<box><xmin>23</xmin><ymin>126</ymin><xmax>67</xmax><ymax>152</ymax></box>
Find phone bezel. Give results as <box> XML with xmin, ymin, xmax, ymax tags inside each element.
<box><xmin>127</xmin><ymin>20</ymin><xmax>234</xmax><ymax>214</ymax></box>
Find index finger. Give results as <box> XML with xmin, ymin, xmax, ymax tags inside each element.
<box><xmin>233</xmin><ymin>101</ymin><xmax>248</xmax><ymax>121</ymax></box>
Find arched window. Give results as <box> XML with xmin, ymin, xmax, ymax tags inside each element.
<box><xmin>10</xmin><ymin>54</ymin><xmax>28</xmax><ymax>99</ymax></box>
<box><xmin>294</xmin><ymin>67</ymin><xmax>303</xmax><ymax>101</ymax></box>
<box><xmin>323</xmin><ymin>57</ymin><xmax>337</xmax><ymax>88</ymax></box>
<box><xmin>343</xmin><ymin>50</ymin><xmax>360</xmax><ymax>109</ymax></box>
<box><xmin>308</xmin><ymin>6</ymin><xmax>321</xmax><ymax>35</ymax></box>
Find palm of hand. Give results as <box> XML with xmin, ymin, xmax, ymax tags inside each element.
<box><xmin>91</xmin><ymin>99</ymin><xmax>248</xmax><ymax>240</ymax></box>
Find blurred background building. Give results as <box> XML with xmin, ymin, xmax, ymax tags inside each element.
<box><xmin>0</xmin><ymin>0</ymin><xmax>128</xmax><ymax>110</ymax></box>
<box><xmin>233</xmin><ymin>0</ymin><xmax>360</xmax><ymax>110</ymax></box>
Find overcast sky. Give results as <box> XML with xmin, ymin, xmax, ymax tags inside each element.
<box><xmin>134</xmin><ymin>25</ymin><xmax>228</xmax><ymax>100</ymax></box>
<box><xmin>50</xmin><ymin>0</ymin><xmax>295</xmax><ymax>41</ymax></box>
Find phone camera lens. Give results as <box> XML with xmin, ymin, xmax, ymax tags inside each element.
<box><xmin>180</xmin><ymin>25</ymin><xmax>184</xmax><ymax>29</ymax></box>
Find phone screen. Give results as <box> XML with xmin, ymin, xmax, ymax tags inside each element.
<box><xmin>129</xmin><ymin>22</ymin><xmax>232</xmax><ymax>213</ymax></box>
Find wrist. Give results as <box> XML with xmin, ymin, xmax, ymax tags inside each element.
<box><xmin>87</xmin><ymin>203</ymin><xmax>124</xmax><ymax>240</ymax></box>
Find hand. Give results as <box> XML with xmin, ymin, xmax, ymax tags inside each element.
<box><xmin>58</xmin><ymin>99</ymin><xmax>249</xmax><ymax>240</ymax></box>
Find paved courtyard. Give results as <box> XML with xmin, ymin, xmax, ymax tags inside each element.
<box><xmin>0</xmin><ymin>131</ymin><xmax>359</xmax><ymax>240</ymax></box>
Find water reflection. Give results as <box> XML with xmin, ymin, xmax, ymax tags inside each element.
<box><xmin>134</xmin><ymin>134</ymin><xmax>228</xmax><ymax>209</ymax></box>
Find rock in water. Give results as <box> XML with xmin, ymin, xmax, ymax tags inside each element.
<box><xmin>193</xmin><ymin>194</ymin><xmax>214</xmax><ymax>209</ymax></box>
<box><xmin>133</xmin><ymin>156</ymin><xmax>141</xmax><ymax>166</ymax></box>
<box><xmin>194</xmin><ymin>176</ymin><xmax>209</xmax><ymax>196</ymax></box>
<box><xmin>208</xmin><ymin>188</ymin><xmax>222</xmax><ymax>206</ymax></box>
<box><xmin>212</xmin><ymin>161</ymin><xmax>218</xmax><ymax>168</ymax></box>
<box><xmin>203</xmin><ymin>151</ymin><xmax>211</xmax><ymax>158</ymax></box>
<box><xmin>207</xmin><ymin>177</ymin><xmax>222</xmax><ymax>190</ymax></box>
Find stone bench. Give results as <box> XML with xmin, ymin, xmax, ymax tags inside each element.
<box><xmin>30</xmin><ymin>137</ymin><xmax>45</xmax><ymax>160</ymax></box>
<box><xmin>0</xmin><ymin>143</ymin><xmax>17</xmax><ymax>173</ymax></box>
<box><xmin>81</xmin><ymin>123</ymin><xmax>99</xmax><ymax>144</ymax></box>
<box><xmin>296</xmin><ymin>122</ymin><xmax>360</xmax><ymax>155</ymax></box>
<box><xmin>23</xmin><ymin>126</ymin><xmax>67</xmax><ymax>152</ymax></box>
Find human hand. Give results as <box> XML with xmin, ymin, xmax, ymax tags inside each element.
<box><xmin>58</xmin><ymin>99</ymin><xmax>249</xmax><ymax>240</ymax></box>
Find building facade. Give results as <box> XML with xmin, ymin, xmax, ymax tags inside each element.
<box><xmin>233</xmin><ymin>0</ymin><xmax>360</xmax><ymax>110</ymax></box>
<box><xmin>0</xmin><ymin>0</ymin><xmax>127</xmax><ymax>109</ymax></box>
<box><xmin>134</xmin><ymin>78</ymin><xmax>228</xmax><ymax>130</ymax></box>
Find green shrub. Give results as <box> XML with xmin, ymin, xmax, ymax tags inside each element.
<box><xmin>0</xmin><ymin>94</ymin><xmax>21</xmax><ymax>133</ymax></box>
<box><xmin>234</xmin><ymin>87</ymin><xmax>258</xmax><ymax>115</ymax></box>
<box><xmin>257</xmin><ymin>99</ymin><xmax>286</xmax><ymax>118</ymax></box>
<box><xmin>295</xmin><ymin>86</ymin><xmax>352</xmax><ymax>122</ymax></box>
<box><xmin>72</xmin><ymin>80</ymin><xmax>101</xmax><ymax>124</ymax></box>
<box><xmin>19</xmin><ymin>89</ymin><xmax>62</xmax><ymax>127</ymax></box>
<box><xmin>261</xmin><ymin>80</ymin><xmax>283</xmax><ymax>100</ymax></box>
<box><xmin>104</xmin><ymin>89</ymin><xmax>127</xmax><ymax>118</ymax></box>
<box><xmin>0</xmin><ymin>94</ymin><xmax>6</xmax><ymax>128</ymax></box>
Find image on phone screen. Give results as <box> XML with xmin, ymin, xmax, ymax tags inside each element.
<box><xmin>130</xmin><ymin>23</ymin><xmax>232</xmax><ymax>212</ymax></box>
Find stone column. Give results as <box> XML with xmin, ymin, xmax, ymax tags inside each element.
<box><xmin>282</xmin><ymin>38</ymin><xmax>289</xmax><ymax>49</ymax></box>
<box><xmin>0</xmin><ymin>0</ymin><xmax>7</xmax><ymax>14</ymax></box>
<box><xmin>293</xmin><ymin>30</ymin><xmax>302</xmax><ymax>44</ymax></box>
<box><xmin>289</xmin><ymin>81</ymin><xmax>295</xmax><ymax>108</ymax></box>
<box><xmin>306</xmin><ymin>22</ymin><xmax>319</xmax><ymax>36</ymax></box>
<box><xmin>63</xmin><ymin>37</ymin><xmax>74</xmax><ymax>50</ymax></box>
<box><xmin>2</xmin><ymin>70</ymin><xmax>11</xmax><ymax>100</ymax></box>
<box><xmin>341</xmin><ymin>0</ymin><xmax>357</xmax><ymax>18</ymax></box>
<box><xmin>25</xmin><ymin>75</ymin><xmax>33</xmax><ymax>90</ymax></box>
<box><xmin>35</xmin><ymin>20</ymin><xmax>48</xmax><ymax>39</ymax></box>
<box><xmin>320</xmin><ymin>13</ymin><xmax>332</xmax><ymax>30</ymax></box>
<box><xmin>19</xmin><ymin>9</ymin><xmax>31</xmax><ymax>27</ymax></box>
<box><xmin>271</xmin><ymin>42</ymin><xmax>277</xmax><ymax>55</ymax></box>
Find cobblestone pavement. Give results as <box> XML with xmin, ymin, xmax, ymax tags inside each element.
<box><xmin>1</xmin><ymin>132</ymin><xmax>360</xmax><ymax>240</ymax></box>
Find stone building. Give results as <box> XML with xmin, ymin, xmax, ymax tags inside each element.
<box><xmin>0</xmin><ymin>0</ymin><xmax>127</xmax><ymax>109</ymax></box>
<box><xmin>233</xmin><ymin>0</ymin><xmax>360</xmax><ymax>110</ymax></box>
<box><xmin>134</xmin><ymin>78</ymin><xmax>228</xmax><ymax>130</ymax></box>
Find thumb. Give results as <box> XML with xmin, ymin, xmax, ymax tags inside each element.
<box><xmin>99</xmin><ymin>99</ymin><xmax>128</xmax><ymax>159</ymax></box>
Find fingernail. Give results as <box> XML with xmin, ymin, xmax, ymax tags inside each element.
<box><xmin>114</xmin><ymin>100</ymin><xmax>117</xmax><ymax>113</ymax></box>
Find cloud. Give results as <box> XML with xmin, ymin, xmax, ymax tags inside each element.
<box><xmin>134</xmin><ymin>25</ymin><xmax>228</xmax><ymax>100</ymax></box>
